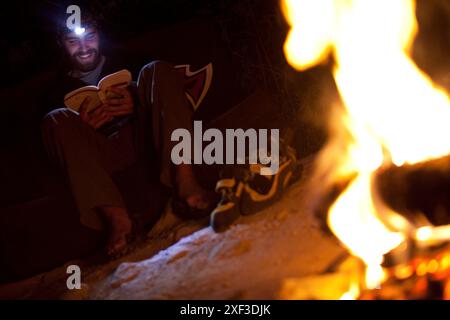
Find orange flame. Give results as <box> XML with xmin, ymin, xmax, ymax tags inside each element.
<box><xmin>283</xmin><ymin>0</ymin><xmax>450</xmax><ymax>291</ymax></box>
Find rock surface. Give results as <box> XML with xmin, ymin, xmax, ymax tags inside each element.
<box><xmin>88</xmin><ymin>167</ymin><xmax>344</xmax><ymax>300</ymax></box>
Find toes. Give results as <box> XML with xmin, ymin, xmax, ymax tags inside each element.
<box><xmin>186</xmin><ymin>195</ymin><xmax>202</xmax><ymax>208</ymax></box>
<box><xmin>107</xmin><ymin>236</ymin><xmax>127</xmax><ymax>256</ymax></box>
<box><xmin>186</xmin><ymin>195</ymin><xmax>211</xmax><ymax>210</ymax></box>
<box><xmin>107</xmin><ymin>226</ymin><xmax>131</xmax><ymax>256</ymax></box>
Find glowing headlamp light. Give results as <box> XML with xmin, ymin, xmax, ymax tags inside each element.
<box><xmin>74</xmin><ymin>27</ymin><xmax>86</xmax><ymax>36</ymax></box>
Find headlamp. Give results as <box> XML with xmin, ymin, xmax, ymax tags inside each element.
<box><xmin>74</xmin><ymin>27</ymin><xmax>86</xmax><ymax>36</ymax></box>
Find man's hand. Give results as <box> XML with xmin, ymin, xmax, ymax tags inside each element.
<box><xmin>79</xmin><ymin>97</ymin><xmax>113</xmax><ymax>129</ymax></box>
<box><xmin>104</xmin><ymin>86</ymin><xmax>134</xmax><ymax>117</ymax></box>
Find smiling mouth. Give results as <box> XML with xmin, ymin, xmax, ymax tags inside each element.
<box><xmin>78</xmin><ymin>53</ymin><xmax>93</xmax><ymax>60</ymax></box>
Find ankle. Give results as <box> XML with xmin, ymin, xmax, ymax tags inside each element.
<box><xmin>175</xmin><ymin>164</ymin><xmax>204</xmax><ymax>195</ymax></box>
<box><xmin>99</xmin><ymin>206</ymin><xmax>131</xmax><ymax>223</ymax></box>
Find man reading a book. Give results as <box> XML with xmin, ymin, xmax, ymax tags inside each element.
<box><xmin>42</xmin><ymin>13</ymin><xmax>216</xmax><ymax>256</ymax></box>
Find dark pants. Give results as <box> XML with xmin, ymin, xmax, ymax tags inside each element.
<box><xmin>42</xmin><ymin>61</ymin><xmax>193</xmax><ymax>231</ymax></box>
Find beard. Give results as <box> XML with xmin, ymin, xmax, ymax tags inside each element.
<box><xmin>70</xmin><ymin>48</ymin><xmax>101</xmax><ymax>72</ymax></box>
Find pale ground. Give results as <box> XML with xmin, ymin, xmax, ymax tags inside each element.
<box><xmin>1</xmin><ymin>158</ymin><xmax>344</xmax><ymax>300</ymax></box>
<box><xmin>85</xmin><ymin>158</ymin><xmax>343</xmax><ymax>300</ymax></box>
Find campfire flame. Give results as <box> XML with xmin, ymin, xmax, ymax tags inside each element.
<box><xmin>282</xmin><ymin>0</ymin><xmax>450</xmax><ymax>295</ymax></box>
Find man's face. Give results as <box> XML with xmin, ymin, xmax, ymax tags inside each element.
<box><xmin>62</xmin><ymin>27</ymin><xmax>101</xmax><ymax>72</ymax></box>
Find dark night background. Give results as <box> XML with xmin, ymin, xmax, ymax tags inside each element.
<box><xmin>1</xmin><ymin>0</ymin><xmax>292</xmax><ymax>91</ymax></box>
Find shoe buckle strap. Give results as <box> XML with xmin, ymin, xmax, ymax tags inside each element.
<box><xmin>215</xmin><ymin>178</ymin><xmax>236</xmax><ymax>192</ymax></box>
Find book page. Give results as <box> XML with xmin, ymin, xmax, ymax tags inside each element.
<box><xmin>98</xmin><ymin>69</ymin><xmax>132</xmax><ymax>102</ymax></box>
<box><xmin>64</xmin><ymin>88</ymin><xmax>101</xmax><ymax>113</ymax></box>
<box><xmin>63</xmin><ymin>69</ymin><xmax>131</xmax><ymax>113</ymax></box>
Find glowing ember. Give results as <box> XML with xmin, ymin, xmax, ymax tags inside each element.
<box><xmin>282</xmin><ymin>0</ymin><xmax>450</xmax><ymax>295</ymax></box>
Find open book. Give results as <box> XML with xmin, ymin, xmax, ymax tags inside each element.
<box><xmin>64</xmin><ymin>69</ymin><xmax>132</xmax><ymax>113</ymax></box>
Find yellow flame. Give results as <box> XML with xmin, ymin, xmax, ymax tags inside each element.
<box><xmin>416</xmin><ymin>225</ymin><xmax>450</xmax><ymax>246</ymax></box>
<box><xmin>327</xmin><ymin>173</ymin><xmax>404</xmax><ymax>266</ymax></box>
<box><xmin>441</xmin><ymin>254</ymin><xmax>450</xmax><ymax>272</ymax></box>
<box><xmin>416</xmin><ymin>262</ymin><xmax>428</xmax><ymax>277</ymax></box>
<box><xmin>283</xmin><ymin>0</ymin><xmax>450</xmax><ymax>291</ymax></box>
<box><xmin>282</xmin><ymin>0</ymin><xmax>336</xmax><ymax>70</ymax></box>
<box><xmin>339</xmin><ymin>281</ymin><xmax>360</xmax><ymax>300</ymax></box>
<box><xmin>394</xmin><ymin>264</ymin><xmax>414</xmax><ymax>280</ymax></box>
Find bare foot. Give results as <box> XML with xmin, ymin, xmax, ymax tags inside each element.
<box><xmin>176</xmin><ymin>164</ymin><xmax>217</xmax><ymax>211</ymax></box>
<box><xmin>98</xmin><ymin>206</ymin><xmax>132</xmax><ymax>256</ymax></box>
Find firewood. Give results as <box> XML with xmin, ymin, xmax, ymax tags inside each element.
<box><xmin>375</xmin><ymin>154</ymin><xmax>450</xmax><ymax>226</ymax></box>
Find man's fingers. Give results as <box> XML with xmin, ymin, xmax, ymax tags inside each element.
<box><xmin>107</xmin><ymin>98</ymin><xmax>126</xmax><ymax>106</ymax></box>
<box><xmin>107</xmin><ymin>95</ymin><xmax>133</xmax><ymax>106</ymax></box>
<box><xmin>85</xmin><ymin>106</ymin><xmax>108</xmax><ymax>128</ymax></box>
<box><xmin>108</xmin><ymin>86</ymin><xmax>128</xmax><ymax>96</ymax></box>
<box><xmin>105</xmin><ymin>104</ymin><xmax>133</xmax><ymax>114</ymax></box>
<box><xmin>106</xmin><ymin>108</ymin><xmax>132</xmax><ymax>117</ymax></box>
<box><xmin>90</xmin><ymin>108</ymin><xmax>108</xmax><ymax>123</ymax></box>
<box><xmin>92</xmin><ymin>113</ymin><xmax>112</xmax><ymax>129</ymax></box>
<box><xmin>78</xmin><ymin>101</ymin><xmax>112</xmax><ymax>129</ymax></box>
<box><xmin>90</xmin><ymin>105</ymin><xmax>107</xmax><ymax>118</ymax></box>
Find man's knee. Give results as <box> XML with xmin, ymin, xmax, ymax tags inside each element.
<box><xmin>41</xmin><ymin>108</ymin><xmax>82</xmax><ymax>138</ymax></box>
<box><xmin>138</xmin><ymin>60</ymin><xmax>175</xmax><ymax>85</ymax></box>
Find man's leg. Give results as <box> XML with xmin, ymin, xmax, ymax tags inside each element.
<box><xmin>42</xmin><ymin>108</ymin><xmax>131</xmax><ymax>255</ymax></box>
<box><xmin>135</xmin><ymin>61</ymin><xmax>216</xmax><ymax>212</ymax></box>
